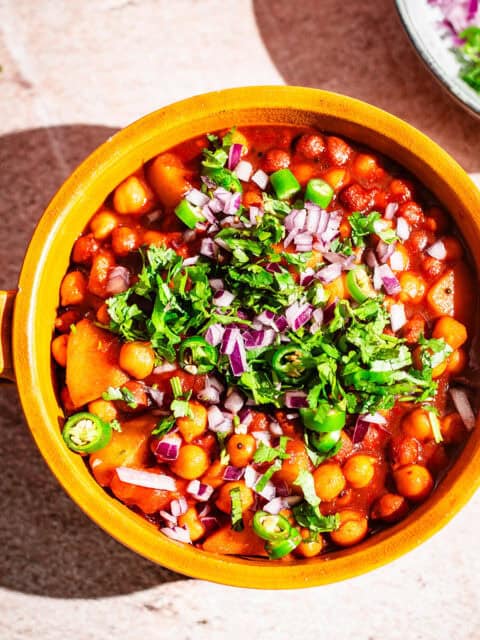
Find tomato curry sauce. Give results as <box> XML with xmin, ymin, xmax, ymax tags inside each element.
<box><xmin>52</xmin><ymin>125</ymin><xmax>478</xmax><ymax>559</ymax></box>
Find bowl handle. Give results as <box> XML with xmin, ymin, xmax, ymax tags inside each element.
<box><xmin>0</xmin><ymin>290</ymin><xmax>16</xmax><ymax>382</ymax></box>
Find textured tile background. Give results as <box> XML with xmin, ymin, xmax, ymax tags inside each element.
<box><xmin>1</xmin><ymin>1</ymin><xmax>479</xmax><ymax>638</ymax></box>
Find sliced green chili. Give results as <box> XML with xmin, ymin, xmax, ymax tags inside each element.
<box><xmin>346</xmin><ymin>266</ymin><xmax>375</xmax><ymax>303</ymax></box>
<box><xmin>272</xmin><ymin>345</ymin><xmax>310</xmax><ymax>382</ymax></box>
<box><xmin>265</xmin><ymin>527</ymin><xmax>302</xmax><ymax>559</ymax></box>
<box><xmin>304</xmin><ymin>178</ymin><xmax>334</xmax><ymax>208</ymax></box>
<box><xmin>299</xmin><ymin>405</ymin><xmax>346</xmax><ymax>433</ymax></box>
<box><xmin>62</xmin><ymin>412</ymin><xmax>112</xmax><ymax>454</ymax></box>
<box><xmin>270</xmin><ymin>168</ymin><xmax>301</xmax><ymax>200</ymax></box>
<box><xmin>178</xmin><ymin>336</ymin><xmax>218</xmax><ymax>374</ymax></box>
<box><xmin>174</xmin><ymin>199</ymin><xmax>205</xmax><ymax>229</ymax></box>
<box><xmin>253</xmin><ymin>511</ymin><xmax>292</xmax><ymax>541</ymax></box>
<box><xmin>309</xmin><ymin>429</ymin><xmax>342</xmax><ymax>454</ymax></box>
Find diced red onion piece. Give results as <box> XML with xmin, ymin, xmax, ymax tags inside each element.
<box><xmin>170</xmin><ymin>497</ymin><xmax>188</xmax><ymax>517</ymax></box>
<box><xmin>306</xmin><ymin>207</ymin><xmax>321</xmax><ymax>233</ymax></box>
<box><xmin>390</xmin><ymin>303</ymin><xmax>407</xmax><ymax>332</ymax></box>
<box><xmin>159</xmin><ymin>510</ymin><xmax>177</xmax><ymax>525</ymax></box>
<box><xmin>153</xmin><ymin>361</ymin><xmax>177</xmax><ymax>374</ymax></box>
<box><xmin>153</xmin><ymin>436</ymin><xmax>180</xmax><ymax>461</ymax></box>
<box><xmin>200</xmin><ymin>516</ymin><xmax>219</xmax><ymax>533</ymax></box>
<box><xmin>352</xmin><ymin>417</ymin><xmax>370</xmax><ymax>444</ymax></box>
<box><xmin>106</xmin><ymin>266</ymin><xmax>131</xmax><ymax>295</ymax></box>
<box><xmin>223</xmin><ymin>465</ymin><xmax>245</xmax><ymax>481</ymax></box>
<box><xmin>263</xmin><ymin>497</ymin><xmax>287</xmax><ymax>515</ymax></box>
<box><xmin>243</xmin><ymin>328</ymin><xmax>275</xmax><ymax>348</ymax></box>
<box><xmin>238</xmin><ymin>407</ymin><xmax>253</xmax><ymax>429</ymax></box>
<box><xmin>384</xmin><ymin>202</ymin><xmax>399</xmax><ymax>220</ymax></box>
<box><xmin>249</xmin><ymin>206</ymin><xmax>263</xmax><ymax>226</ymax></box>
<box><xmin>389</xmin><ymin>250</ymin><xmax>405</xmax><ymax>272</ymax></box>
<box><xmin>221</xmin><ymin>327</ymin><xmax>241</xmax><ymax>355</ymax></box>
<box><xmin>224</xmin><ymin>389</ymin><xmax>245</xmax><ymax>413</ymax></box>
<box><xmin>244</xmin><ymin>465</ymin><xmax>259</xmax><ymax>488</ymax></box>
<box><xmin>450</xmin><ymin>388</ymin><xmax>476</xmax><ymax>430</ymax></box>
<box><xmin>376</xmin><ymin>240</ymin><xmax>396</xmax><ymax>264</ymax></box>
<box><xmin>257</xmin><ymin>481</ymin><xmax>276</xmax><ymax>501</ymax></box>
<box><xmin>396</xmin><ymin>217</ymin><xmax>410</xmax><ymax>241</ymax></box>
<box><xmin>186</xmin><ymin>188</ymin><xmax>210</xmax><ymax>207</ymax></box>
<box><xmin>374</xmin><ymin>264</ymin><xmax>401</xmax><ymax>294</ymax></box>
<box><xmin>116</xmin><ymin>467</ymin><xmax>176</xmax><ymax>491</ymax></box>
<box><xmin>285</xmin><ymin>391</ymin><xmax>309</xmax><ymax>408</ymax></box>
<box><xmin>426</xmin><ymin>240</ymin><xmax>447</xmax><ymax>260</ymax></box>
<box><xmin>224</xmin><ymin>192</ymin><xmax>242</xmax><ymax>215</ymax></box>
<box><xmin>234</xmin><ymin>160</ymin><xmax>253</xmax><ymax>182</ymax></box>
<box><xmin>252</xmin><ymin>431</ymin><xmax>272</xmax><ymax>446</ymax></box>
<box><xmin>186</xmin><ymin>480</ymin><xmax>214</xmax><ymax>501</ymax></box>
<box><xmin>205</xmin><ymin>323</ymin><xmax>225</xmax><ymax>346</ymax></box>
<box><xmin>207</xmin><ymin>405</ymin><xmax>225</xmax><ymax>429</ymax></box>
<box><xmin>160</xmin><ymin>526</ymin><xmax>191</xmax><ymax>544</ymax></box>
<box><xmin>251</xmin><ymin>169</ymin><xmax>269</xmax><ymax>189</ymax></box>
<box><xmin>200</xmin><ymin>237</ymin><xmax>217</xmax><ymax>258</ymax></box>
<box><xmin>197</xmin><ymin>385</ymin><xmax>220</xmax><ymax>404</ymax></box>
<box><xmin>285</xmin><ymin>302</ymin><xmax>313</xmax><ymax>331</ymax></box>
<box><xmin>182</xmin><ymin>256</ymin><xmax>199</xmax><ymax>267</ymax></box>
<box><xmin>300</xmin><ymin>268</ymin><xmax>315</xmax><ymax>287</ymax></box>
<box><xmin>213</xmin><ymin>289</ymin><xmax>235</xmax><ymax>307</ymax></box>
<box><xmin>316</xmin><ymin>262</ymin><xmax>342</xmax><ymax>284</ymax></box>
<box><xmin>208</xmin><ymin>197</ymin><xmax>224</xmax><ymax>214</ymax></box>
<box><xmin>208</xmin><ymin>278</ymin><xmax>224</xmax><ymax>290</ymax></box>
<box><xmin>362</xmin><ymin>412</ymin><xmax>388</xmax><ymax>425</ymax></box>
<box><xmin>365</xmin><ymin>249</ymin><xmax>378</xmax><ymax>269</ymax></box>
<box><xmin>229</xmin><ymin>336</ymin><xmax>248</xmax><ymax>376</ymax></box>
<box><xmin>227</xmin><ymin>143</ymin><xmax>243</xmax><ymax>170</ymax></box>
<box><xmin>269</xmin><ymin>420</ymin><xmax>283</xmax><ymax>436</ymax></box>
<box><xmin>146</xmin><ymin>386</ymin><xmax>165</xmax><ymax>407</ymax></box>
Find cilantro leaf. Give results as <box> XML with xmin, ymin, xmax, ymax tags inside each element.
<box><xmin>293</xmin><ymin>470</ymin><xmax>320</xmax><ymax>507</ymax></box>
<box><xmin>253</xmin><ymin>436</ymin><xmax>290</xmax><ymax>464</ymax></box>
<box><xmin>151</xmin><ymin>415</ymin><xmax>176</xmax><ymax>437</ymax></box>
<box><xmin>293</xmin><ymin>503</ymin><xmax>340</xmax><ymax>533</ymax></box>
<box><xmin>230</xmin><ymin>486</ymin><xmax>244</xmax><ymax>531</ymax></box>
<box><xmin>102</xmin><ymin>386</ymin><xmax>138</xmax><ymax>409</ymax></box>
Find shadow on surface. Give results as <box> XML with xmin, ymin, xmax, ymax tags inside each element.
<box><xmin>253</xmin><ymin>0</ymin><xmax>480</xmax><ymax>173</ymax></box>
<box><xmin>0</xmin><ymin>125</ymin><xmax>184</xmax><ymax>598</ymax></box>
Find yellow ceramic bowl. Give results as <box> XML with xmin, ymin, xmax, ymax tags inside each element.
<box><xmin>2</xmin><ymin>87</ymin><xmax>480</xmax><ymax>589</ymax></box>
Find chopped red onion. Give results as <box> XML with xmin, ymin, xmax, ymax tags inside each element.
<box><xmin>262</xmin><ymin>497</ymin><xmax>286</xmax><ymax>515</ymax></box>
<box><xmin>252</xmin><ymin>431</ymin><xmax>272</xmax><ymax>446</ymax></box>
<box><xmin>256</xmin><ymin>480</ymin><xmax>276</xmax><ymax>501</ymax></box>
<box><xmin>153</xmin><ymin>435</ymin><xmax>180</xmax><ymax>461</ymax></box>
<box><xmin>213</xmin><ymin>289</ymin><xmax>235</xmax><ymax>307</ymax></box>
<box><xmin>323</xmin><ymin>299</ymin><xmax>338</xmax><ymax>323</ymax></box>
<box><xmin>316</xmin><ymin>262</ymin><xmax>342</xmax><ymax>284</ymax></box>
<box><xmin>426</xmin><ymin>240</ymin><xmax>447</xmax><ymax>260</ymax></box>
<box><xmin>384</xmin><ymin>202</ymin><xmax>399</xmax><ymax>220</ymax></box>
<box><xmin>396</xmin><ymin>217</ymin><xmax>410</xmax><ymax>241</ymax></box>
<box><xmin>205</xmin><ymin>323</ymin><xmax>225</xmax><ymax>347</ymax></box>
<box><xmin>207</xmin><ymin>405</ymin><xmax>225</xmax><ymax>429</ymax></box>
<box><xmin>186</xmin><ymin>479</ymin><xmax>214</xmax><ymax>501</ymax></box>
<box><xmin>200</xmin><ymin>238</ymin><xmax>217</xmax><ymax>258</ymax></box>
<box><xmin>153</xmin><ymin>361</ymin><xmax>177</xmax><ymax>374</ymax></box>
<box><xmin>106</xmin><ymin>266</ymin><xmax>131</xmax><ymax>295</ymax></box>
<box><xmin>116</xmin><ymin>467</ymin><xmax>176</xmax><ymax>491</ymax></box>
<box><xmin>390</xmin><ymin>303</ymin><xmax>407</xmax><ymax>332</ymax></box>
<box><xmin>229</xmin><ymin>336</ymin><xmax>248</xmax><ymax>376</ymax></box>
<box><xmin>365</xmin><ymin>249</ymin><xmax>379</xmax><ymax>269</ymax></box>
<box><xmin>224</xmin><ymin>389</ymin><xmax>245</xmax><ymax>413</ymax></box>
<box><xmin>159</xmin><ymin>510</ymin><xmax>177</xmax><ymax>525</ymax></box>
<box><xmin>300</xmin><ymin>268</ymin><xmax>315</xmax><ymax>287</ymax></box>
<box><xmin>389</xmin><ymin>250</ymin><xmax>405</xmax><ymax>272</ymax></box>
<box><xmin>160</xmin><ymin>526</ymin><xmax>191</xmax><ymax>544</ymax></box>
<box><xmin>376</xmin><ymin>240</ymin><xmax>396</xmax><ymax>264</ymax></box>
<box><xmin>234</xmin><ymin>160</ymin><xmax>253</xmax><ymax>182</ymax></box>
<box><xmin>146</xmin><ymin>386</ymin><xmax>165</xmax><ymax>407</ymax></box>
<box><xmin>200</xmin><ymin>516</ymin><xmax>219</xmax><ymax>533</ymax></box>
<box><xmin>200</xmin><ymin>205</ymin><xmax>217</xmax><ymax>224</ymax></box>
<box><xmin>244</xmin><ymin>465</ymin><xmax>259</xmax><ymax>489</ymax></box>
<box><xmin>238</xmin><ymin>407</ymin><xmax>253</xmax><ymax>429</ymax></box>
<box><xmin>208</xmin><ymin>197</ymin><xmax>224</xmax><ymax>214</ymax></box>
<box><xmin>208</xmin><ymin>278</ymin><xmax>224</xmax><ymax>290</ymax></box>
<box><xmin>251</xmin><ymin>169</ymin><xmax>269</xmax><ymax>189</ymax></box>
<box><xmin>450</xmin><ymin>388</ymin><xmax>476</xmax><ymax>431</ymax></box>
<box><xmin>182</xmin><ymin>256</ymin><xmax>199</xmax><ymax>267</ymax></box>
<box><xmin>274</xmin><ymin>315</ymin><xmax>288</xmax><ymax>332</ymax></box>
<box><xmin>321</xmin><ymin>211</ymin><xmax>341</xmax><ymax>243</ymax></box>
<box><xmin>362</xmin><ymin>412</ymin><xmax>388</xmax><ymax>425</ymax></box>
<box><xmin>243</xmin><ymin>328</ymin><xmax>275</xmax><ymax>348</ymax></box>
<box><xmin>285</xmin><ymin>390</ymin><xmax>309</xmax><ymax>408</ymax></box>
<box><xmin>197</xmin><ymin>384</ymin><xmax>220</xmax><ymax>404</ymax></box>
<box><xmin>269</xmin><ymin>420</ymin><xmax>283</xmax><ymax>436</ymax></box>
<box><xmin>352</xmin><ymin>417</ymin><xmax>370</xmax><ymax>444</ymax></box>
<box><xmin>255</xmin><ymin>309</ymin><xmax>276</xmax><ymax>327</ymax></box>
<box><xmin>221</xmin><ymin>327</ymin><xmax>241</xmax><ymax>355</ymax></box>
<box><xmin>224</xmin><ymin>192</ymin><xmax>242</xmax><ymax>216</ymax></box>
<box><xmin>285</xmin><ymin>302</ymin><xmax>313</xmax><ymax>331</ymax></box>
<box><xmin>374</xmin><ymin>264</ymin><xmax>401</xmax><ymax>294</ymax></box>
<box><xmin>186</xmin><ymin>188</ymin><xmax>210</xmax><ymax>208</ymax></box>
<box><xmin>227</xmin><ymin>143</ymin><xmax>243</xmax><ymax>170</ymax></box>
<box><xmin>223</xmin><ymin>465</ymin><xmax>245</xmax><ymax>481</ymax></box>
<box><xmin>170</xmin><ymin>497</ymin><xmax>188</xmax><ymax>517</ymax></box>
<box><xmin>249</xmin><ymin>205</ymin><xmax>263</xmax><ymax>226</ymax></box>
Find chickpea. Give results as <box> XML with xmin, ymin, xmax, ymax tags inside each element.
<box><xmin>401</xmin><ymin>408</ymin><xmax>434</xmax><ymax>441</ymax></box>
<box><xmin>215</xmin><ymin>481</ymin><xmax>254</xmax><ymax>514</ymax></box>
<box><xmin>88</xmin><ymin>249</ymin><xmax>116</xmax><ymax>298</ymax></box>
<box><xmin>55</xmin><ymin>309</ymin><xmax>81</xmax><ymax>333</ymax></box>
<box><xmin>273</xmin><ymin>439</ymin><xmax>312</xmax><ymax>487</ymax></box>
<box><xmin>176</xmin><ymin>401</ymin><xmax>208</xmax><ymax>443</ymax></box>
<box><xmin>313</xmin><ymin>463</ymin><xmax>346</xmax><ymax>501</ymax></box>
<box><xmin>178</xmin><ymin>507</ymin><xmax>206</xmax><ymax>542</ymax></box>
<box><xmin>393</xmin><ymin>464</ymin><xmax>433</xmax><ymax>502</ymax></box>
<box><xmin>72</xmin><ymin>234</ymin><xmax>99</xmax><ymax>265</ymax></box>
<box><xmin>408</xmin><ymin>229</ymin><xmax>430</xmax><ymax>252</ymax></box>
<box><xmin>296</xmin><ymin>133</ymin><xmax>326</xmax><ymax>160</ymax></box>
<box><xmin>295</xmin><ymin>528</ymin><xmax>323</xmax><ymax>558</ymax></box>
<box><xmin>399</xmin><ymin>272</ymin><xmax>427</xmax><ymax>304</ymax></box>
<box><xmin>340</xmin><ymin>183</ymin><xmax>372</xmax><ymax>212</ymax></box>
<box><xmin>227</xmin><ymin>434</ymin><xmax>257</xmax><ymax>467</ymax></box>
<box><xmin>90</xmin><ymin>209</ymin><xmax>118</xmax><ymax>239</ymax></box>
<box><xmin>446</xmin><ymin>349</ymin><xmax>468</xmax><ymax>375</ymax></box>
<box><xmin>171</xmin><ymin>444</ymin><xmax>209</xmax><ymax>480</ymax></box>
<box><xmin>261</xmin><ymin>149</ymin><xmax>291</xmax><ymax>174</ymax></box>
<box><xmin>119</xmin><ymin>341</ymin><xmax>156</xmax><ymax>379</ymax></box>
<box><xmin>330</xmin><ymin>509</ymin><xmax>368</xmax><ymax>547</ymax></box>
<box><xmin>388</xmin><ymin>178</ymin><xmax>414</xmax><ymax>204</ymax></box>
<box><xmin>441</xmin><ymin>412</ymin><xmax>468</xmax><ymax>445</ymax></box>
<box><xmin>113</xmin><ymin>174</ymin><xmax>155</xmax><ymax>215</ymax></box>
<box><xmin>112</xmin><ymin>226</ymin><xmax>141</xmax><ymax>257</ymax></box>
<box><xmin>371</xmin><ymin>493</ymin><xmax>409</xmax><ymax>523</ymax></box>
<box><xmin>390</xmin><ymin>435</ymin><xmax>421</xmax><ymax>467</ymax></box>
<box><xmin>326</xmin><ymin>136</ymin><xmax>352</xmax><ymax>167</ymax></box>
<box><xmin>398</xmin><ymin>201</ymin><xmax>424</xmax><ymax>226</ymax></box>
<box><xmin>60</xmin><ymin>271</ymin><xmax>88</xmax><ymax>306</ymax></box>
<box><xmin>424</xmin><ymin>206</ymin><xmax>450</xmax><ymax>234</ymax></box>
<box><xmin>352</xmin><ymin>153</ymin><xmax>385</xmax><ymax>183</ymax></box>
<box><xmin>425</xmin><ymin>443</ymin><xmax>449</xmax><ymax>475</ymax></box>
<box><xmin>88</xmin><ymin>398</ymin><xmax>118</xmax><ymax>423</ymax></box>
<box><xmin>96</xmin><ymin>303</ymin><xmax>111</xmax><ymax>325</ymax></box>
<box><xmin>243</xmin><ymin>189</ymin><xmax>262</xmax><ymax>207</ymax></box>
<box><xmin>343</xmin><ymin>455</ymin><xmax>376</xmax><ymax>489</ymax></box>
<box><xmin>51</xmin><ymin>334</ymin><xmax>68</xmax><ymax>367</ymax></box>
<box><xmin>432</xmin><ymin>316</ymin><xmax>467</xmax><ymax>350</ymax></box>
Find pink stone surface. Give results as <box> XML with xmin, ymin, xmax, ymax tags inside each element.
<box><xmin>1</xmin><ymin>1</ymin><xmax>479</xmax><ymax>638</ymax></box>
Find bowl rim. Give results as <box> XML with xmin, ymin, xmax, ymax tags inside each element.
<box><xmin>13</xmin><ymin>86</ymin><xmax>480</xmax><ymax>589</ymax></box>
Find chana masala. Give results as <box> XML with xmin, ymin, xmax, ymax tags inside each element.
<box><xmin>53</xmin><ymin>126</ymin><xmax>478</xmax><ymax>559</ymax></box>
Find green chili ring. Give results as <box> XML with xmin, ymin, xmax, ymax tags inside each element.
<box><xmin>62</xmin><ymin>412</ymin><xmax>112</xmax><ymax>454</ymax></box>
<box><xmin>272</xmin><ymin>345</ymin><xmax>311</xmax><ymax>383</ymax></box>
<box><xmin>299</xmin><ymin>407</ymin><xmax>346</xmax><ymax>433</ymax></box>
<box><xmin>265</xmin><ymin>527</ymin><xmax>302</xmax><ymax>559</ymax></box>
<box><xmin>179</xmin><ymin>336</ymin><xmax>218</xmax><ymax>374</ymax></box>
<box><xmin>253</xmin><ymin>511</ymin><xmax>292</xmax><ymax>541</ymax></box>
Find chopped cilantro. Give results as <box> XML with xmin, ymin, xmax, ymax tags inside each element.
<box><xmin>230</xmin><ymin>486</ymin><xmax>244</xmax><ymax>531</ymax></box>
<box><xmin>253</xmin><ymin>436</ymin><xmax>290</xmax><ymax>464</ymax></box>
<box><xmin>255</xmin><ymin>460</ymin><xmax>282</xmax><ymax>493</ymax></box>
<box><xmin>293</xmin><ymin>469</ymin><xmax>320</xmax><ymax>507</ymax></box>
<box><xmin>349</xmin><ymin>211</ymin><xmax>397</xmax><ymax>247</ymax></box>
<box><xmin>102</xmin><ymin>386</ymin><xmax>138</xmax><ymax>409</ymax></box>
<box><xmin>109</xmin><ymin>419</ymin><xmax>122</xmax><ymax>432</ymax></box>
<box><xmin>151</xmin><ymin>415</ymin><xmax>176</xmax><ymax>436</ymax></box>
<box><xmin>293</xmin><ymin>502</ymin><xmax>340</xmax><ymax>533</ymax></box>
